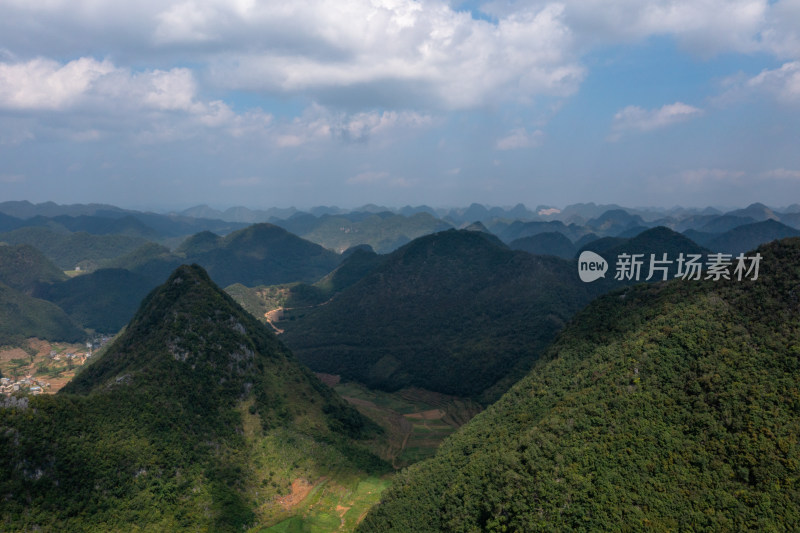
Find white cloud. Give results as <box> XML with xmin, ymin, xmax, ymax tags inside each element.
<box><xmin>0</xmin><ymin>1</ymin><xmax>586</xmax><ymax>110</ymax></box>
<box><xmin>716</xmin><ymin>61</ymin><xmax>800</xmax><ymax>106</ymax></box>
<box><xmin>205</xmin><ymin>2</ymin><xmax>584</xmax><ymax>109</ymax></box>
<box><xmin>677</xmin><ymin>168</ymin><xmax>745</xmax><ymax>184</ymax></box>
<box><xmin>495</xmin><ymin>127</ymin><xmax>543</xmax><ymax>150</ymax></box>
<box><xmin>0</xmin><ymin>57</ymin><xmax>202</xmax><ymax>113</ymax></box>
<box><xmin>759</xmin><ymin>168</ymin><xmax>800</xmax><ymax>180</ymax></box>
<box><xmin>0</xmin><ymin>0</ymin><xmax>795</xmax><ymax>117</ymax></box>
<box><xmin>0</xmin><ymin>57</ymin><xmax>114</xmax><ymax>110</ymax></box>
<box><xmin>761</xmin><ymin>0</ymin><xmax>800</xmax><ymax>59</ymax></box>
<box><xmin>609</xmin><ymin>102</ymin><xmax>703</xmax><ymax>140</ymax></box>
<box><xmin>270</xmin><ymin>104</ymin><xmax>433</xmax><ymax>148</ymax></box>
<box><xmin>745</xmin><ymin>61</ymin><xmax>800</xmax><ymax>104</ymax></box>
<box><xmin>485</xmin><ymin>0</ymin><xmax>768</xmax><ymax>57</ymax></box>
<box><xmin>0</xmin><ymin>55</ymin><xmax>432</xmax><ymax>148</ymax></box>
<box><xmin>0</xmin><ymin>56</ymin><xmax>279</xmax><ymax>144</ymax></box>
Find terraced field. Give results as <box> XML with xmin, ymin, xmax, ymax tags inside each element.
<box><xmin>257</xmin><ymin>379</ymin><xmax>482</xmax><ymax>532</ymax></box>
<box><xmin>332</xmin><ymin>381</ymin><xmax>482</xmax><ymax>468</ymax></box>
<box><xmin>261</xmin><ymin>476</ymin><xmax>390</xmax><ymax>533</ymax></box>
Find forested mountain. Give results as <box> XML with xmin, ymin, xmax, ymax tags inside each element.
<box><xmin>0</xmin><ymin>282</ymin><xmax>85</xmax><ymax>346</ymax></box>
<box><xmin>1</xmin><ymin>265</ymin><xmax>385</xmax><ymax>531</ymax></box>
<box><xmin>274</xmin><ymin>211</ymin><xmax>452</xmax><ymax>253</ymax></box>
<box><xmin>0</xmin><ymin>227</ymin><xmax>149</xmax><ymax>270</ymax></box>
<box><xmin>0</xmin><ymin>201</ymin><xmax>248</xmax><ymax>239</ymax></box>
<box><xmin>281</xmin><ymin>229</ymin><xmax>597</xmax><ymax>402</ymax></box>
<box><xmin>509</xmin><ymin>231</ymin><xmax>577</xmax><ymax>259</ymax></box>
<box><xmin>0</xmin><ymin>244</ymin><xmax>84</xmax><ymax>344</ymax></box>
<box><xmin>0</xmin><ymin>244</ymin><xmax>67</xmax><ymax>294</ymax></box>
<box><xmin>707</xmin><ymin>219</ymin><xmax>800</xmax><ymax>255</ymax></box>
<box><xmin>114</xmin><ymin>223</ymin><xmax>343</xmax><ymax>289</ymax></box>
<box><xmin>34</xmin><ymin>268</ymin><xmax>155</xmax><ymax>333</ymax></box>
<box><xmin>359</xmin><ymin>238</ymin><xmax>800</xmax><ymax>532</ymax></box>
<box><xmin>179</xmin><ymin>223</ymin><xmax>342</xmax><ymax>287</ymax></box>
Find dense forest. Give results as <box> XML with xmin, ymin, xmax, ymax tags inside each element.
<box><xmin>359</xmin><ymin>237</ymin><xmax>800</xmax><ymax>531</ymax></box>
<box><xmin>282</xmin><ymin>230</ymin><xmax>599</xmax><ymax>402</ymax></box>
<box><xmin>4</xmin><ymin>201</ymin><xmax>800</xmax><ymax>531</ymax></box>
<box><xmin>1</xmin><ymin>265</ymin><xmax>386</xmax><ymax>531</ymax></box>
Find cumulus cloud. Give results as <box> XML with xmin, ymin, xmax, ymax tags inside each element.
<box><xmin>744</xmin><ymin>62</ymin><xmax>800</xmax><ymax>104</ymax></box>
<box><xmin>271</xmin><ymin>104</ymin><xmax>434</xmax><ymax>148</ymax></box>
<box><xmin>761</xmin><ymin>0</ymin><xmax>800</xmax><ymax>59</ymax></box>
<box><xmin>1</xmin><ymin>0</ymin><xmax>796</xmax><ymax>116</ymax></box>
<box><xmin>609</xmin><ymin>102</ymin><xmax>703</xmax><ymax>140</ymax></box>
<box><xmin>205</xmin><ymin>2</ymin><xmax>584</xmax><ymax>109</ymax></box>
<box><xmin>0</xmin><ymin>57</ymin><xmax>202</xmax><ymax>113</ymax></box>
<box><xmin>485</xmin><ymin>0</ymin><xmax>769</xmax><ymax>57</ymax></box>
<box><xmin>0</xmin><ymin>54</ymin><xmax>433</xmax><ymax>149</ymax></box>
<box><xmin>495</xmin><ymin>127</ymin><xmax>543</xmax><ymax>150</ymax></box>
<box><xmin>0</xmin><ymin>57</ymin><xmax>115</xmax><ymax>110</ymax></box>
<box><xmin>0</xmin><ymin>1</ymin><xmax>585</xmax><ymax>110</ymax></box>
<box><xmin>716</xmin><ymin>61</ymin><xmax>800</xmax><ymax>106</ymax></box>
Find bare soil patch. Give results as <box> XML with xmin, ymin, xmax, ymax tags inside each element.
<box><xmin>276</xmin><ymin>477</ymin><xmax>325</xmax><ymax>511</ymax></box>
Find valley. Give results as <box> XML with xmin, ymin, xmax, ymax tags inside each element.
<box><xmin>2</xmin><ymin>200</ymin><xmax>800</xmax><ymax>531</ymax></box>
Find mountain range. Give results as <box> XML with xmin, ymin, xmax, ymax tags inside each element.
<box><xmin>359</xmin><ymin>237</ymin><xmax>800</xmax><ymax>531</ymax></box>
<box><xmin>280</xmin><ymin>229</ymin><xmax>599</xmax><ymax>403</ymax></box>
<box><xmin>1</xmin><ymin>264</ymin><xmax>385</xmax><ymax>531</ymax></box>
<box><xmin>4</xmin><ymin>198</ymin><xmax>800</xmax><ymax>531</ymax></box>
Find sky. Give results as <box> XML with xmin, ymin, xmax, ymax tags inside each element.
<box><xmin>0</xmin><ymin>0</ymin><xmax>799</xmax><ymax>211</ymax></box>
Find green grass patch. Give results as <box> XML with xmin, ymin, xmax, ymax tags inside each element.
<box><xmin>260</xmin><ymin>476</ymin><xmax>390</xmax><ymax>533</ymax></box>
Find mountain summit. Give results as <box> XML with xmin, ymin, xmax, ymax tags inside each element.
<box><xmin>2</xmin><ymin>264</ymin><xmax>383</xmax><ymax>531</ymax></box>
<box><xmin>283</xmin><ymin>229</ymin><xmax>596</xmax><ymax>401</ymax></box>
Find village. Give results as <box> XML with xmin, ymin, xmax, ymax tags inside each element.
<box><xmin>0</xmin><ymin>335</ymin><xmax>112</xmax><ymax>396</ymax></box>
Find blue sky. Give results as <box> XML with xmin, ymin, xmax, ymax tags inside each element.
<box><xmin>1</xmin><ymin>0</ymin><xmax>799</xmax><ymax>210</ymax></box>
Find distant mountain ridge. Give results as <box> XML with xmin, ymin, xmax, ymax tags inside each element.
<box><xmin>281</xmin><ymin>229</ymin><xmax>598</xmax><ymax>401</ymax></box>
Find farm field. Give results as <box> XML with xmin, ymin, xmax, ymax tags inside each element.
<box><xmin>332</xmin><ymin>380</ymin><xmax>482</xmax><ymax>468</ymax></box>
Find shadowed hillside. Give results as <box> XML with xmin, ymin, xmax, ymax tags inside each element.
<box><xmin>282</xmin><ymin>229</ymin><xmax>597</xmax><ymax>402</ymax></box>
<box><xmin>359</xmin><ymin>237</ymin><xmax>800</xmax><ymax>532</ymax></box>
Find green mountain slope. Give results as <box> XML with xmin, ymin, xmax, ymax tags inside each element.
<box><xmin>194</xmin><ymin>223</ymin><xmax>342</xmax><ymax>287</ymax></box>
<box><xmin>116</xmin><ymin>224</ymin><xmax>343</xmax><ymax>289</ymax></box>
<box><xmin>0</xmin><ymin>243</ymin><xmax>67</xmax><ymax>293</ymax></box>
<box><xmin>282</xmin><ymin>229</ymin><xmax>596</xmax><ymax>401</ymax></box>
<box><xmin>277</xmin><ymin>212</ymin><xmax>453</xmax><ymax>254</ymax></box>
<box><xmin>359</xmin><ymin>237</ymin><xmax>800</xmax><ymax>532</ymax></box>
<box><xmin>0</xmin><ymin>281</ymin><xmax>85</xmax><ymax>346</ymax></box>
<box><xmin>226</xmin><ymin>246</ymin><xmax>386</xmax><ymax>320</ymax></box>
<box><xmin>0</xmin><ymin>227</ymin><xmax>148</xmax><ymax>270</ymax></box>
<box><xmin>34</xmin><ymin>268</ymin><xmax>155</xmax><ymax>333</ymax></box>
<box><xmin>707</xmin><ymin>219</ymin><xmax>800</xmax><ymax>255</ymax></box>
<box><xmin>509</xmin><ymin>231</ymin><xmax>577</xmax><ymax>259</ymax></box>
<box><xmin>1</xmin><ymin>265</ymin><xmax>385</xmax><ymax>531</ymax></box>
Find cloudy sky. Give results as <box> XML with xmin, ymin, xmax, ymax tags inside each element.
<box><xmin>1</xmin><ymin>0</ymin><xmax>799</xmax><ymax>210</ymax></box>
